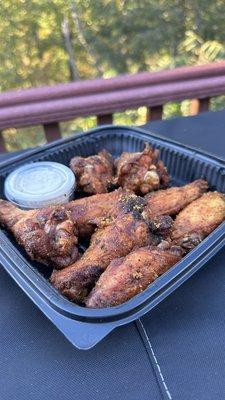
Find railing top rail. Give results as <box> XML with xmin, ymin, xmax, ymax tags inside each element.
<box><xmin>0</xmin><ymin>61</ymin><xmax>225</xmax><ymax>108</ymax></box>
<box><xmin>0</xmin><ymin>73</ymin><xmax>224</xmax><ymax>130</ymax></box>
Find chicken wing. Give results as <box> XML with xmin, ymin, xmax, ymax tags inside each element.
<box><xmin>50</xmin><ymin>202</ymin><xmax>172</xmax><ymax>303</ymax></box>
<box><xmin>0</xmin><ymin>200</ymin><xmax>78</xmax><ymax>269</ymax></box>
<box><xmin>65</xmin><ymin>188</ymin><xmax>134</xmax><ymax>237</ymax></box>
<box><xmin>114</xmin><ymin>143</ymin><xmax>170</xmax><ymax>194</ymax></box>
<box><xmin>143</xmin><ymin>179</ymin><xmax>208</xmax><ymax>219</ymax></box>
<box><xmin>86</xmin><ymin>246</ymin><xmax>181</xmax><ymax>308</ymax></box>
<box><xmin>70</xmin><ymin>149</ymin><xmax>114</xmax><ymax>194</ymax></box>
<box><xmin>50</xmin><ymin>212</ymin><xmax>150</xmax><ymax>302</ymax></box>
<box><xmin>0</xmin><ymin>190</ymin><xmax>143</xmax><ymax>270</ymax></box>
<box><xmin>172</xmin><ymin>191</ymin><xmax>225</xmax><ymax>250</ymax></box>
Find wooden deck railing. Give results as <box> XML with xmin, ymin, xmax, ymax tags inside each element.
<box><xmin>1</xmin><ymin>61</ymin><xmax>225</xmax><ymax>152</ymax></box>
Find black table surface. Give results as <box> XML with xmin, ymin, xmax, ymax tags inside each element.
<box><xmin>1</xmin><ymin>110</ymin><xmax>225</xmax><ymax>400</ymax></box>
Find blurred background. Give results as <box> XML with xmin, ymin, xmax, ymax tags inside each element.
<box><xmin>1</xmin><ymin>0</ymin><xmax>225</xmax><ymax>150</ymax></box>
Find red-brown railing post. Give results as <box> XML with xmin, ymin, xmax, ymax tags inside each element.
<box><xmin>43</xmin><ymin>122</ymin><xmax>61</xmax><ymax>142</ymax></box>
<box><xmin>97</xmin><ymin>114</ymin><xmax>113</xmax><ymax>125</ymax></box>
<box><xmin>146</xmin><ymin>105</ymin><xmax>163</xmax><ymax>121</ymax></box>
<box><xmin>190</xmin><ymin>98</ymin><xmax>210</xmax><ymax>115</ymax></box>
<box><xmin>199</xmin><ymin>97</ymin><xmax>210</xmax><ymax>112</ymax></box>
<box><xmin>0</xmin><ymin>132</ymin><xmax>6</xmax><ymax>152</ymax></box>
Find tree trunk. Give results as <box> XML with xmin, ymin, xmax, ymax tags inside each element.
<box><xmin>70</xmin><ymin>2</ymin><xmax>102</xmax><ymax>76</ymax></box>
<box><xmin>61</xmin><ymin>17</ymin><xmax>79</xmax><ymax>81</ymax></box>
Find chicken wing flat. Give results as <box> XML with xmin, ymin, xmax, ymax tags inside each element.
<box><xmin>65</xmin><ymin>188</ymin><xmax>133</xmax><ymax>237</ymax></box>
<box><xmin>114</xmin><ymin>143</ymin><xmax>170</xmax><ymax>194</ymax></box>
<box><xmin>172</xmin><ymin>191</ymin><xmax>225</xmax><ymax>250</ymax></box>
<box><xmin>50</xmin><ymin>200</ymin><xmax>173</xmax><ymax>303</ymax></box>
<box><xmin>86</xmin><ymin>246</ymin><xmax>181</xmax><ymax>308</ymax></box>
<box><xmin>143</xmin><ymin>179</ymin><xmax>208</xmax><ymax>219</ymax></box>
<box><xmin>0</xmin><ymin>200</ymin><xmax>78</xmax><ymax>269</ymax></box>
<box><xmin>70</xmin><ymin>149</ymin><xmax>114</xmax><ymax>194</ymax></box>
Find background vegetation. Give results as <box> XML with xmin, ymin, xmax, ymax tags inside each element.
<box><xmin>1</xmin><ymin>0</ymin><xmax>225</xmax><ymax>150</ymax></box>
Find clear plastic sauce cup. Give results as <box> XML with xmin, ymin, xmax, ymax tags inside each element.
<box><xmin>4</xmin><ymin>161</ymin><xmax>76</xmax><ymax>209</ymax></box>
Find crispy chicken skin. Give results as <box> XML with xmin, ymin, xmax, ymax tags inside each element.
<box><xmin>50</xmin><ymin>197</ymin><xmax>173</xmax><ymax>303</ymax></box>
<box><xmin>86</xmin><ymin>246</ymin><xmax>181</xmax><ymax>308</ymax></box>
<box><xmin>172</xmin><ymin>191</ymin><xmax>225</xmax><ymax>250</ymax></box>
<box><xmin>0</xmin><ymin>200</ymin><xmax>78</xmax><ymax>269</ymax></box>
<box><xmin>70</xmin><ymin>149</ymin><xmax>114</xmax><ymax>194</ymax></box>
<box><xmin>0</xmin><ymin>189</ymin><xmax>138</xmax><ymax>268</ymax></box>
<box><xmin>114</xmin><ymin>143</ymin><xmax>170</xmax><ymax>194</ymax></box>
<box><xmin>50</xmin><ymin>210</ymin><xmax>151</xmax><ymax>302</ymax></box>
<box><xmin>65</xmin><ymin>188</ymin><xmax>133</xmax><ymax>237</ymax></box>
<box><xmin>66</xmin><ymin>180</ymin><xmax>208</xmax><ymax>238</ymax></box>
<box><xmin>143</xmin><ymin>179</ymin><xmax>208</xmax><ymax>219</ymax></box>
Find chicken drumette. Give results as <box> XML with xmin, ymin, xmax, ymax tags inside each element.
<box><xmin>70</xmin><ymin>149</ymin><xmax>114</xmax><ymax>194</ymax></box>
<box><xmin>0</xmin><ymin>200</ymin><xmax>78</xmax><ymax>269</ymax></box>
<box><xmin>114</xmin><ymin>143</ymin><xmax>170</xmax><ymax>194</ymax></box>
<box><xmin>143</xmin><ymin>179</ymin><xmax>208</xmax><ymax>219</ymax></box>
<box><xmin>171</xmin><ymin>191</ymin><xmax>225</xmax><ymax>250</ymax></box>
<box><xmin>86</xmin><ymin>246</ymin><xmax>182</xmax><ymax>308</ymax></box>
<box><xmin>51</xmin><ymin>199</ymin><xmax>173</xmax><ymax>303</ymax></box>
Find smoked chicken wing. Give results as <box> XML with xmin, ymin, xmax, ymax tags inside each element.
<box><xmin>51</xmin><ymin>209</ymin><xmax>150</xmax><ymax>302</ymax></box>
<box><xmin>0</xmin><ymin>200</ymin><xmax>78</xmax><ymax>269</ymax></box>
<box><xmin>0</xmin><ymin>191</ymin><xmax>145</xmax><ymax>271</ymax></box>
<box><xmin>70</xmin><ymin>149</ymin><xmax>114</xmax><ymax>194</ymax></box>
<box><xmin>172</xmin><ymin>191</ymin><xmax>225</xmax><ymax>250</ymax></box>
<box><xmin>65</xmin><ymin>188</ymin><xmax>135</xmax><ymax>237</ymax></box>
<box><xmin>143</xmin><ymin>179</ymin><xmax>208</xmax><ymax>219</ymax></box>
<box><xmin>86</xmin><ymin>246</ymin><xmax>181</xmax><ymax>308</ymax></box>
<box><xmin>114</xmin><ymin>143</ymin><xmax>170</xmax><ymax>194</ymax></box>
<box><xmin>51</xmin><ymin>199</ymin><xmax>173</xmax><ymax>303</ymax></box>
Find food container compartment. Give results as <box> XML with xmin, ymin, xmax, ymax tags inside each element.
<box><xmin>0</xmin><ymin>125</ymin><xmax>225</xmax><ymax>350</ymax></box>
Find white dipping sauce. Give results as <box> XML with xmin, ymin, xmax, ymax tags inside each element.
<box><xmin>4</xmin><ymin>161</ymin><xmax>76</xmax><ymax>209</ymax></box>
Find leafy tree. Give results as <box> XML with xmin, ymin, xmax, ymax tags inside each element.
<box><xmin>0</xmin><ymin>0</ymin><xmax>225</xmax><ymax>149</ymax></box>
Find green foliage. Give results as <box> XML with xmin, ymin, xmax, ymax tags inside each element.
<box><xmin>3</xmin><ymin>127</ymin><xmax>45</xmax><ymax>152</ymax></box>
<box><xmin>0</xmin><ymin>0</ymin><xmax>225</xmax><ymax>150</ymax></box>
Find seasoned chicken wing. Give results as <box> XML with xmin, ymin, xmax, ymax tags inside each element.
<box><xmin>143</xmin><ymin>179</ymin><xmax>208</xmax><ymax>219</ymax></box>
<box><xmin>0</xmin><ymin>191</ymin><xmax>145</xmax><ymax>270</ymax></box>
<box><xmin>0</xmin><ymin>200</ymin><xmax>78</xmax><ymax>269</ymax></box>
<box><xmin>114</xmin><ymin>143</ymin><xmax>170</xmax><ymax>194</ymax></box>
<box><xmin>50</xmin><ymin>200</ymin><xmax>172</xmax><ymax>303</ymax></box>
<box><xmin>65</xmin><ymin>188</ymin><xmax>133</xmax><ymax>237</ymax></box>
<box><xmin>70</xmin><ymin>149</ymin><xmax>114</xmax><ymax>194</ymax></box>
<box><xmin>172</xmin><ymin>191</ymin><xmax>225</xmax><ymax>250</ymax></box>
<box><xmin>86</xmin><ymin>246</ymin><xmax>181</xmax><ymax>308</ymax></box>
<box><xmin>50</xmin><ymin>209</ymin><xmax>150</xmax><ymax>302</ymax></box>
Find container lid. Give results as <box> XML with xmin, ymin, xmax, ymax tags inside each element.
<box><xmin>4</xmin><ymin>161</ymin><xmax>76</xmax><ymax>209</ymax></box>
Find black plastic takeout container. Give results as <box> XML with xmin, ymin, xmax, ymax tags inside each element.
<box><xmin>0</xmin><ymin>125</ymin><xmax>225</xmax><ymax>350</ymax></box>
